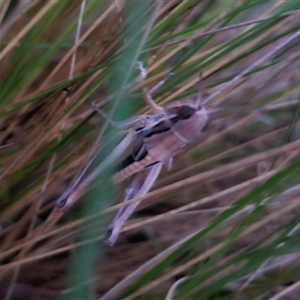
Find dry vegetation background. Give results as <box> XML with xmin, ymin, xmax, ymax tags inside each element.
<box><xmin>1</xmin><ymin>1</ymin><xmax>300</xmax><ymax>300</ymax></box>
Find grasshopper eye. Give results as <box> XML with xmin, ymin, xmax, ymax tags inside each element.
<box><xmin>56</xmin><ymin>196</ymin><xmax>68</xmax><ymax>208</ymax></box>
<box><xmin>105</xmin><ymin>228</ymin><xmax>113</xmax><ymax>240</ymax></box>
<box><xmin>56</xmin><ymin>190</ymin><xmax>72</xmax><ymax>208</ymax></box>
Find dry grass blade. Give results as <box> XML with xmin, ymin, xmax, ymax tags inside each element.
<box><xmin>0</xmin><ymin>1</ymin><xmax>57</xmax><ymax>60</ymax></box>
<box><xmin>1</xmin><ymin>1</ymin><xmax>300</xmax><ymax>300</ymax></box>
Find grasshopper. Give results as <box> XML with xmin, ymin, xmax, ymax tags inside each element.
<box><xmin>57</xmin><ymin>71</ymin><xmax>208</xmax><ymax>246</ymax></box>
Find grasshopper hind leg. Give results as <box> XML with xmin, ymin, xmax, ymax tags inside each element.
<box><xmin>106</xmin><ymin>162</ymin><xmax>162</xmax><ymax>246</ymax></box>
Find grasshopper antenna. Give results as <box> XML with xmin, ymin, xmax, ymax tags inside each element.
<box><xmin>193</xmin><ymin>72</ymin><xmax>209</xmax><ymax>109</ymax></box>
<box><xmin>193</xmin><ymin>72</ymin><xmax>240</xmax><ymax>116</ymax></box>
<box><xmin>91</xmin><ymin>101</ymin><xmax>121</xmax><ymax>128</ymax></box>
<box><xmin>91</xmin><ymin>101</ymin><xmax>153</xmax><ymax>131</ymax></box>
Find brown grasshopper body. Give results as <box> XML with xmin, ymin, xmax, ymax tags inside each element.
<box><xmin>57</xmin><ymin>70</ymin><xmax>209</xmax><ymax>246</ymax></box>
<box><xmin>113</xmin><ymin>101</ymin><xmax>208</xmax><ymax>183</ymax></box>
<box><xmin>105</xmin><ymin>98</ymin><xmax>208</xmax><ymax>245</ymax></box>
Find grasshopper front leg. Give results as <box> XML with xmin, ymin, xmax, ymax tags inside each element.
<box><xmin>140</xmin><ymin>68</ymin><xmax>191</xmax><ymax>144</ymax></box>
<box><xmin>106</xmin><ymin>161</ymin><xmax>162</xmax><ymax>246</ymax></box>
<box><xmin>143</xmin><ymin>73</ymin><xmax>174</xmax><ymax>114</ymax></box>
